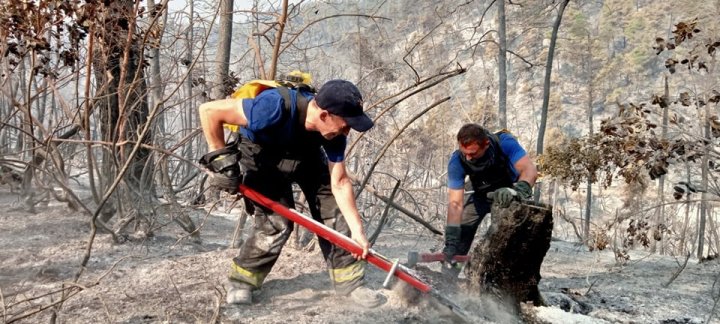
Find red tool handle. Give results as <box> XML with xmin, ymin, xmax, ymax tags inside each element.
<box><xmin>238</xmin><ymin>184</ymin><xmax>432</xmax><ymax>293</ymax></box>
<box><xmin>421</xmin><ymin>253</ymin><xmax>469</xmax><ymax>263</ymax></box>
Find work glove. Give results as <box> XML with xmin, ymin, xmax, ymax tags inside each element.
<box><xmin>442</xmin><ymin>225</ymin><xmax>462</xmax><ymax>263</ymax></box>
<box><xmin>199</xmin><ymin>146</ymin><xmax>242</xmax><ymax>194</ymax></box>
<box><xmin>513</xmin><ymin>180</ymin><xmax>533</xmax><ymax>200</ymax></box>
<box><xmin>488</xmin><ymin>180</ymin><xmax>533</xmax><ymax>208</ymax></box>
<box><xmin>442</xmin><ymin>225</ymin><xmax>463</xmax><ymax>278</ymax></box>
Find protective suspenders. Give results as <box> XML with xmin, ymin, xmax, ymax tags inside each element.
<box><xmin>276</xmin><ymin>86</ymin><xmax>310</xmax><ymax>130</ymax></box>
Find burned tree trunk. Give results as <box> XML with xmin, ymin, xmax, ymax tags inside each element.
<box><xmin>465</xmin><ymin>201</ymin><xmax>553</xmax><ymax>310</ymax></box>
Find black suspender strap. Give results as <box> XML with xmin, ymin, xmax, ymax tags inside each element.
<box><xmin>277</xmin><ymin>86</ymin><xmax>309</xmax><ymax>130</ymax></box>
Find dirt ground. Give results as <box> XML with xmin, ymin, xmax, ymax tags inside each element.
<box><xmin>0</xmin><ymin>187</ymin><xmax>717</xmax><ymax>323</ymax></box>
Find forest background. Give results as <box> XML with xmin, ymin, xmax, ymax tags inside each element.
<box><xmin>1</xmin><ymin>0</ymin><xmax>719</xmax><ymax>323</ymax></box>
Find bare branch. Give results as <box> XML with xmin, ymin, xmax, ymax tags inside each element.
<box><xmin>368</xmin><ymin>179</ymin><xmax>401</xmax><ymax>245</ymax></box>
<box><xmin>355</xmin><ymin>96</ymin><xmax>450</xmax><ymax>197</ymax></box>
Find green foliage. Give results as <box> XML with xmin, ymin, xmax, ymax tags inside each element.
<box><xmin>568</xmin><ymin>11</ymin><xmax>590</xmax><ymax>37</ymax></box>
<box><xmin>628</xmin><ymin>46</ymin><xmax>652</xmax><ymax>68</ymax></box>
<box><xmin>624</xmin><ymin>16</ymin><xmax>646</xmax><ymax>36</ymax></box>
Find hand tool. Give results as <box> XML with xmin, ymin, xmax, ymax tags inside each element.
<box><xmin>237</xmin><ymin>184</ymin><xmax>471</xmax><ymax>322</ymax></box>
<box><xmin>406</xmin><ymin>251</ymin><xmax>469</xmax><ymax>267</ymax></box>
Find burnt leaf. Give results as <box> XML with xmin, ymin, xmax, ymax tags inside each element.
<box><xmin>679</xmin><ymin>92</ymin><xmax>691</xmax><ymax>106</ymax></box>
<box><xmin>709</xmin><ymin>90</ymin><xmax>720</xmax><ymax>103</ymax></box>
<box><xmin>708</xmin><ymin>41</ymin><xmax>720</xmax><ymax>56</ymax></box>
<box><xmin>698</xmin><ymin>62</ymin><xmax>708</xmax><ymax>72</ymax></box>
<box><xmin>654</xmin><ymin>37</ymin><xmax>666</xmax><ymax>54</ymax></box>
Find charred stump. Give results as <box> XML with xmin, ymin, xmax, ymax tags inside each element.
<box><xmin>465</xmin><ymin>200</ymin><xmax>553</xmax><ymax>311</ymax></box>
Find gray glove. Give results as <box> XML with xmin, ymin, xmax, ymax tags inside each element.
<box><xmin>491</xmin><ymin>187</ymin><xmax>516</xmax><ymax>207</ymax></box>
<box><xmin>488</xmin><ymin>181</ymin><xmax>533</xmax><ymax>208</ymax></box>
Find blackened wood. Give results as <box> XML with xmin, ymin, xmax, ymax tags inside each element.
<box><xmin>465</xmin><ymin>201</ymin><xmax>553</xmax><ymax>310</ymax></box>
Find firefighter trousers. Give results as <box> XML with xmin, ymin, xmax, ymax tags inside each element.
<box><xmin>228</xmin><ymin>137</ymin><xmax>364</xmax><ymax>295</ymax></box>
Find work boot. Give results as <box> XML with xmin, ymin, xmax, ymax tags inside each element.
<box><xmin>226</xmin><ymin>281</ymin><xmax>254</xmax><ymax>305</ymax></box>
<box><xmin>349</xmin><ymin>285</ymin><xmax>384</xmax><ymax>308</ymax></box>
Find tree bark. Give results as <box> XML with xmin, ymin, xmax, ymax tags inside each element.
<box><xmin>183</xmin><ymin>0</ymin><xmax>195</xmax><ymax>174</ymax></box>
<box><xmin>534</xmin><ymin>0</ymin><xmax>569</xmax><ymax>202</ymax></box>
<box><xmin>268</xmin><ymin>0</ymin><xmax>289</xmax><ymax>79</ymax></box>
<box><xmin>497</xmin><ymin>0</ymin><xmax>507</xmax><ymax>129</ymax></box>
<box><xmin>94</xmin><ymin>1</ymin><xmax>155</xmax><ymax>222</ymax></box>
<box><xmin>465</xmin><ymin>201</ymin><xmax>553</xmax><ymax>310</ymax></box>
<box><xmin>698</xmin><ymin>103</ymin><xmax>712</xmax><ymax>259</ymax></box>
<box><xmin>584</xmin><ymin>34</ymin><xmax>594</xmax><ymax>241</ymax></box>
<box><xmin>653</xmin><ymin>76</ymin><xmax>670</xmax><ymax>253</ymax></box>
<box><xmin>211</xmin><ymin>0</ymin><xmax>233</xmax><ymax>100</ymax></box>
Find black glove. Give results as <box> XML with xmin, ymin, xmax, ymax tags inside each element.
<box><xmin>513</xmin><ymin>180</ymin><xmax>533</xmax><ymax>200</ymax></box>
<box><xmin>488</xmin><ymin>180</ymin><xmax>533</xmax><ymax>208</ymax></box>
<box><xmin>199</xmin><ymin>146</ymin><xmax>242</xmax><ymax>194</ymax></box>
<box><xmin>442</xmin><ymin>225</ymin><xmax>462</xmax><ymax>263</ymax></box>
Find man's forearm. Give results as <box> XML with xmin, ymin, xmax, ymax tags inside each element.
<box><xmin>199</xmin><ymin>102</ymin><xmax>228</xmax><ymax>150</ymax></box>
<box><xmin>332</xmin><ymin>180</ymin><xmax>364</xmax><ymax>235</ymax></box>
<box><xmin>447</xmin><ymin>204</ymin><xmax>463</xmax><ymax>226</ymax></box>
<box><xmin>518</xmin><ymin>164</ymin><xmax>538</xmax><ymax>187</ymax></box>
<box><xmin>446</xmin><ymin>188</ymin><xmax>465</xmax><ymax>226</ymax></box>
<box><xmin>198</xmin><ymin>99</ymin><xmax>248</xmax><ymax>151</ymax></box>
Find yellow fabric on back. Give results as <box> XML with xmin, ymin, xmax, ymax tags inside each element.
<box><xmin>223</xmin><ymin>80</ymin><xmax>282</xmax><ymax>132</ymax></box>
<box><xmin>494</xmin><ymin>128</ymin><xmax>512</xmax><ymax>136</ymax></box>
<box><xmin>230</xmin><ymin>80</ymin><xmax>280</xmax><ymax>100</ymax></box>
<box><xmin>222</xmin><ymin>73</ymin><xmax>314</xmax><ymax>132</ymax></box>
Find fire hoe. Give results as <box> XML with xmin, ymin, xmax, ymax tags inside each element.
<box><xmin>237</xmin><ymin>184</ymin><xmax>471</xmax><ymax>322</ymax></box>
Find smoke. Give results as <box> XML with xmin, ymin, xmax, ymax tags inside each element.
<box><xmin>390</xmin><ymin>281</ymin><xmax>523</xmax><ymax>323</ymax></box>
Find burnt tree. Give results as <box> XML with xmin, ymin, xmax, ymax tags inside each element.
<box><xmin>465</xmin><ymin>201</ymin><xmax>553</xmax><ymax>310</ymax></box>
<box><xmin>93</xmin><ymin>1</ymin><xmax>155</xmax><ymax>224</ymax></box>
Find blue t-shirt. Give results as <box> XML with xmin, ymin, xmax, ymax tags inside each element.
<box><xmin>447</xmin><ymin>133</ymin><xmax>526</xmax><ymax>189</ymax></box>
<box><xmin>239</xmin><ymin>88</ymin><xmax>347</xmax><ymax>162</ymax></box>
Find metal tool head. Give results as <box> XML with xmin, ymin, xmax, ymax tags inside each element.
<box><xmin>407</xmin><ymin>251</ymin><xmax>419</xmax><ymax>267</ymax></box>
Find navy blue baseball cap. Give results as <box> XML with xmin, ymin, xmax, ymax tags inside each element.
<box><xmin>314</xmin><ymin>79</ymin><xmax>374</xmax><ymax>132</ymax></box>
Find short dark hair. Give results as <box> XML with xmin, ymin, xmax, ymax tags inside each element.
<box><xmin>456</xmin><ymin>123</ymin><xmax>488</xmax><ymax>145</ymax></box>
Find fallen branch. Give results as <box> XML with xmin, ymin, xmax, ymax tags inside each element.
<box><xmin>663</xmin><ymin>252</ymin><xmax>691</xmax><ymax>288</ymax></box>
<box><xmin>6</xmin><ymin>286</ymin><xmax>83</xmax><ymax>323</ymax></box>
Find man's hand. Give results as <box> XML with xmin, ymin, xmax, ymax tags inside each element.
<box><xmin>350</xmin><ymin>231</ymin><xmax>370</xmax><ymax>259</ymax></box>
<box><xmin>442</xmin><ymin>225</ymin><xmax>461</xmax><ymax>263</ymax></box>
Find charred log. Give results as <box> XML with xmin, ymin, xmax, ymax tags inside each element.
<box><xmin>465</xmin><ymin>200</ymin><xmax>554</xmax><ymax>311</ymax></box>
